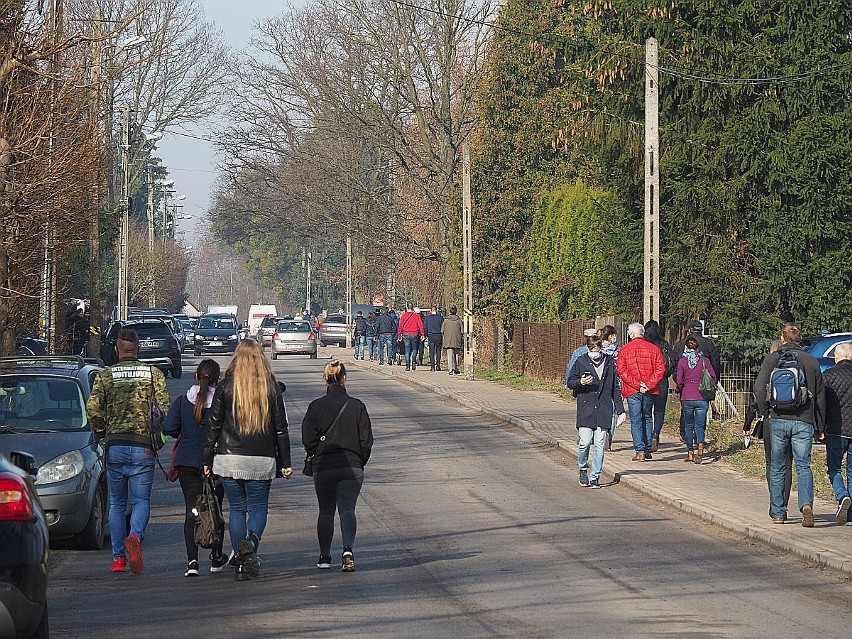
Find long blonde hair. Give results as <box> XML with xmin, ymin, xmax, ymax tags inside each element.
<box><xmin>226</xmin><ymin>339</ymin><xmax>275</xmax><ymax>436</ymax></box>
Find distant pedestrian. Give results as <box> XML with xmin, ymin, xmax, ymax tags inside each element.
<box><xmin>352</xmin><ymin>311</ymin><xmax>367</xmax><ymax>360</ymax></box>
<box><xmin>742</xmin><ymin>341</ymin><xmax>793</xmax><ymax>518</ymax></box>
<box><xmin>566</xmin><ymin>336</ymin><xmax>624</xmax><ymax>488</ymax></box>
<box><xmin>86</xmin><ymin>328</ymin><xmax>170</xmax><ymax>574</ymax></box>
<box><xmin>416</xmin><ymin>309</ymin><xmax>427</xmax><ymax>366</ymax></box>
<box><xmin>364</xmin><ymin>312</ymin><xmax>378</xmax><ymax>361</ymax></box>
<box><xmin>675</xmin><ymin>336</ymin><xmax>716</xmax><ymax>464</ymax></box>
<box><xmin>376</xmin><ymin>308</ymin><xmax>396</xmax><ymax>365</ymax></box>
<box><xmin>441</xmin><ymin>306</ymin><xmax>463</xmax><ymax>375</ymax></box>
<box><xmin>823</xmin><ymin>342</ymin><xmax>852</xmax><ymax>525</ymax></box>
<box><xmin>203</xmin><ymin>339</ymin><xmax>293</xmax><ymax>580</ymax></box>
<box><xmin>389</xmin><ymin>308</ymin><xmax>400</xmax><ymax>364</ymax></box>
<box><xmin>398</xmin><ymin>303</ymin><xmax>426</xmax><ymax>371</ymax></box>
<box><xmin>753</xmin><ymin>323</ymin><xmax>825</xmax><ymax>526</ymax></box>
<box><xmin>674</xmin><ymin>320</ymin><xmax>722</xmax><ymax>443</ymax></box>
<box><xmin>616</xmin><ymin>322</ymin><xmax>665</xmax><ymax>462</ymax></box>
<box><xmin>163</xmin><ymin>359</ymin><xmax>227</xmax><ymax>577</ymax></box>
<box><xmin>563</xmin><ymin>328</ymin><xmax>599</xmax><ymax>387</ymax></box>
<box><xmin>424</xmin><ymin>307</ymin><xmax>444</xmax><ymax>371</ymax></box>
<box><xmin>302</xmin><ymin>359</ymin><xmax>373</xmax><ymax>572</ymax></box>
<box><xmin>644</xmin><ymin>320</ymin><xmax>676</xmax><ymax>452</ymax></box>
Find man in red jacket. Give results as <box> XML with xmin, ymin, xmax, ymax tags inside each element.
<box><xmin>397</xmin><ymin>303</ymin><xmax>426</xmax><ymax>371</ymax></box>
<box><xmin>616</xmin><ymin>322</ymin><xmax>665</xmax><ymax>461</ymax></box>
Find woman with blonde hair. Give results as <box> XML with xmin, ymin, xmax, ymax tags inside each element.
<box><xmin>302</xmin><ymin>359</ymin><xmax>373</xmax><ymax>572</ymax></box>
<box><xmin>203</xmin><ymin>339</ymin><xmax>292</xmax><ymax>580</ymax></box>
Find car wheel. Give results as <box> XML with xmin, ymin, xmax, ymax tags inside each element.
<box><xmin>310</xmin><ymin>351</ymin><xmax>317</xmax><ymax>359</ymax></box>
<box><xmin>74</xmin><ymin>483</ymin><xmax>105</xmax><ymax>550</ymax></box>
<box><xmin>32</xmin><ymin>596</ymin><xmax>49</xmax><ymax>639</ymax></box>
<box><xmin>171</xmin><ymin>364</ymin><xmax>183</xmax><ymax>379</ymax></box>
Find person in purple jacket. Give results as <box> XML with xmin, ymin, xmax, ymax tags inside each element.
<box><xmin>676</xmin><ymin>336</ymin><xmax>716</xmax><ymax>464</ymax></box>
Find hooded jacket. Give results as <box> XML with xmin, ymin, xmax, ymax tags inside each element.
<box><xmin>616</xmin><ymin>337</ymin><xmax>665</xmax><ymax>398</ymax></box>
<box><xmin>441</xmin><ymin>313</ymin><xmax>463</xmax><ymax>349</ymax></box>
<box><xmin>824</xmin><ymin>359</ymin><xmax>852</xmax><ymax>439</ymax></box>
<box><xmin>163</xmin><ymin>384</ymin><xmax>215</xmax><ymax>469</ymax></box>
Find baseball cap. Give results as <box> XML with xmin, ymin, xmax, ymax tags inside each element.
<box><xmin>688</xmin><ymin>320</ymin><xmax>703</xmax><ymax>331</ymax></box>
<box><xmin>583</xmin><ymin>328</ymin><xmax>598</xmax><ymax>337</ymax></box>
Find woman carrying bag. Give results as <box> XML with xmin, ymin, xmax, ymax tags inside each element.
<box><xmin>163</xmin><ymin>359</ymin><xmax>227</xmax><ymax>577</ymax></box>
<box><xmin>203</xmin><ymin>339</ymin><xmax>292</xmax><ymax>580</ymax></box>
<box><xmin>302</xmin><ymin>359</ymin><xmax>373</xmax><ymax>572</ymax></box>
<box><xmin>676</xmin><ymin>336</ymin><xmax>717</xmax><ymax>464</ymax></box>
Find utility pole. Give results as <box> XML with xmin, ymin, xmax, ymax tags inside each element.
<box><xmin>88</xmin><ymin>5</ymin><xmax>102</xmax><ymax>356</ymax></box>
<box><xmin>147</xmin><ymin>165</ymin><xmax>156</xmax><ymax>306</ymax></box>
<box><xmin>346</xmin><ymin>232</ymin><xmax>352</xmax><ymax>350</ymax></box>
<box><xmin>462</xmin><ymin>144</ymin><xmax>474</xmax><ymax>380</ymax></box>
<box><xmin>304</xmin><ymin>249</ymin><xmax>312</xmax><ymax>314</ymax></box>
<box><xmin>643</xmin><ymin>37</ymin><xmax>660</xmax><ymax>323</ymax></box>
<box><xmin>117</xmin><ymin>104</ymin><xmax>131</xmax><ymax>320</ymax></box>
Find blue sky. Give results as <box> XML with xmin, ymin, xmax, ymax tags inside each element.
<box><xmin>157</xmin><ymin>0</ymin><xmax>307</xmax><ymax>245</ymax></box>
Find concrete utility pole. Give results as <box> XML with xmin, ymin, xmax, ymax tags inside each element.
<box><xmin>88</xmin><ymin>5</ymin><xmax>102</xmax><ymax>356</ymax></box>
<box><xmin>304</xmin><ymin>250</ymin><xmax>312</xmax><ymax>314</ymax></box>
<box><xmin>643</xmin><ymin>37</ymin><xmax>660</xmax><ymax>323</ymax></box>
<box><xmin>117</xmin><ymin>104</ymin><xmax>131</xmax><ymax>320</ymax></box>
<box><xmin>346</xmin><ymin>232</ymin><xmax>352</xmax><ymax>350</ymax></box>
<box><xmin>462</xmin><ymin>144</ymin><xmax>475</xmax><ymax>380</ymax></box>
<box><xmin>147</xmin><ymin>165</ymin><xmax>156</xmax><ymax>306</ymax></box>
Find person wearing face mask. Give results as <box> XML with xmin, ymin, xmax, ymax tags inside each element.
<box><xmin>676</xmin><ymin>336</ymin><xmax>716</xmax><ymax>464</ymax></box>
<box><xmin>566</xmin><ymin>336</ymin><xmax>625</xmax><ymax>488</ymax></box>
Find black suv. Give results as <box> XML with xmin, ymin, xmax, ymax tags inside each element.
<box><xmin>100</xmin><ymin>318</ymin><xmax>183</xmax><ymax>378</ymax></box>
<box><xmin>0</xmin><ymin>355</ymin><xmax>108</xmax><ymax>551</ymax></box>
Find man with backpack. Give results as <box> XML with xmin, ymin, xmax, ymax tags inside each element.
<box><xmin>753</xmin><ymin>323</ymin><xmax>825</xmax><ymax>527</ymax></box>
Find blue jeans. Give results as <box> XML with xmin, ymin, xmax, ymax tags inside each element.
<box><xmin>220</xmin><ymin>477</ymin><xmax>272</xmax><ymax>553</ymax></box>
<box><xmin>626</xmin><ymin>392</ymin><xmax>654</xmax><ymax>453</ymax></box>
<box><xmin>768</xmin><ymin>418</ymin><xmax>814</xmax><ymax>519</ymax></box>
<box><xmin>378</xmin><ymin>334</ymin><xmax>394</xmax><ymax>364</ymax></box>
<box><xmin>681</xmin><ymin>399</ymin><xmax>709</xmax><ymax>451</ymax></box>
<box><xmin>354</xmin><ymin>335</ymin><xmax>366</xmax><ymax>359</ymax></box>
<box><xmin>106</xmin><ymin>445</ymin><xmax>155</xmax><ymax>559</ymax></box>
<box><xmin>403</xmin><ymin>334</ymin><xmax>419</xmax><ymax>368</ymax></box>
<box><xmin>366</xmin><ymin>336</ymin><xmax>377</xmax><ymax>359</ymax></box>
<box><xmin>826</xmin><ymin>435</ymin><xmax>852</xmax><ymax>516</ymax></box>
<box><xmin>652</xmin><ymin>377</ymin><xmax>669</xmax><ymax>438</ymax></box>
<box><xmin>578</xmin><ymin>427</ymin><xmax>608</xmax><ymax>481</ymax></box>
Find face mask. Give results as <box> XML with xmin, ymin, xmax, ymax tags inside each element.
<box><xmin>588</xmin><ymin>351</ymin><xmax>603</xmax><ymax>362</ymax></box>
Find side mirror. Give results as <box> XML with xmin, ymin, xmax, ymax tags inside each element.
<box><xmin>10</xmin><ymin>451</ymin><xmax>38</xmax><ymax>477</ymax></box>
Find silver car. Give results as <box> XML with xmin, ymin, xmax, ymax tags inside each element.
<box><xmin>271</xmin><ymin>320</ymin><xmax>317</xmax><ymax>359</ymax></box>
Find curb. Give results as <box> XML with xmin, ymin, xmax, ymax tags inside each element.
<box><xmin>347</xmin><ymin>357</ymin><xmax>852</xmax><ymax>577</ymax></box>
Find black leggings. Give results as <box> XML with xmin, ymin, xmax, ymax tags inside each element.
<box><xmin>313</xmin><ymin>467</ymin><xmax>364</xmax><ymax>556</ymax></box>
<box><xmin>177</xmin><ymin>466</ymin><xmax>224</xmax><ymax>561</ymax></box>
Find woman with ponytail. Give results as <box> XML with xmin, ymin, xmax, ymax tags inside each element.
<box><xmin>163</xmin><ymin>359</ymin><xmax>227</xmax><ymax>576</ymax></box>
<box><xmin>302</xmin><ymin>359</ymin><xmax>373</xmax><ymax>572</ymax></box>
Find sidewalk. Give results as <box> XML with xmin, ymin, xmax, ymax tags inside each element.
<box><xmin>344</xmin><ymin>352</ymin><xmax>852</xmax><ymax>576</ymax></box>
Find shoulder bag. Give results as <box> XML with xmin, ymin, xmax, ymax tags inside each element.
<box><xmin>193</xmin><ymin>476</ymin><xmax>225</xmax><ymax>549</ymax></box>
<box><xmin>698</xmin><ymin>357</ymin><xmax>717</xmax><ymax>402</ymax></box>
<box><xmin>148</xmin><ymin>368</ymin><xmax>167</xmax><ymax>451</ymax></box>
<box><xmin>303</xmin><ymin>399</ymin><xmax>351</xmax><ymax>476</ymax></box>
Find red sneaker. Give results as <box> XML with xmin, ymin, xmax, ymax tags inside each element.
<box><xmin>125</xmin><ymin>534</ymin><xmax>144</xmax><ymax>575</ymax></box>
<box><xmin>111</xmin><ymin>557</ymin><xmax>127</xmax><ymax>572</ymax></box>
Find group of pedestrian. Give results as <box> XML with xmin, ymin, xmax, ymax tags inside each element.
<box><xmin>87</xmin><ymin>332</ymin><xmax>374</xmax><ymax>580</ymax></box>
<box><xmin>353</xmin><ymin>305</ymin><xmax>463</xmax><ymax>375</ymax></box>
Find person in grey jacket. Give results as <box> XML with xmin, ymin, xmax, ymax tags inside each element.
<box><xmin>441</xmin><ymin>307</ymin><xmax>463</xmax><ymax>375</ymax></box>
<box><xmin>824</xmin><ymin>342</ymin><xmax>852</xmax><ymax>524</ymax></box>
<box><xmin>753</xmin><ymin>323</ymin><xmax>825</xmax><ymax>527</ymax></box>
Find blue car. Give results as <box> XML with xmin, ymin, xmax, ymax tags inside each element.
<box><xmin>802</xmin><ymin>333</ymin><xmax>852</xmax><ymax>372</ymax></box>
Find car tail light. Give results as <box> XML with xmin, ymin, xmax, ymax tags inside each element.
<box><xmin>169</xmin><ymin>337</ymin><xmax>179</xmax><ymax>349</ymax></box>
<box><xmin>273</xmin><ymin>333</ymin><xmax>280</xmax><ymax>340</ymax></box>
<box><xmin>309</xmin><ymin>332</ymin><xmax>315</xmax><ymax>340</ymax></box>
<box><xmin>0</xmin><ymin>474</ymin><xmax>34</xmax><ymax>521</ymax></box>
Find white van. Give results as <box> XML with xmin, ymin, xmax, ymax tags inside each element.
<box><xmin>247</xmin><ymin>305</ymin><xmax>278</xmax><ymax>338</ymax></box>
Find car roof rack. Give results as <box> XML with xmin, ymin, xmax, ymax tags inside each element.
<box><xmin>0</xmin><ymin>355</ymin><xmax>86</xmax><ymax>369</ymax></box>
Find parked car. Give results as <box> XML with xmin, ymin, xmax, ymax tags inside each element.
<box><xmin>271</xmin><ymin>320</ymin><xmax>318</xmax><ymax>359</ymax></box>
<box><xmin>0</xmin><ymin>355</ymin><xmax>108</xmax><ymax>552</ymax></box>
<box><xmin>256</xmin><ymin>315</ymin><xmax>292</xmax><ymax>348</ymax></box>
<box><xmin>194</xmin><ymin>313</ymin><xmax>240</xmax><ymax>356</ymax></box>
<box><xmin>101</xmin><ymin>318</ymin><xmax>183</xmax><ymax>378</ymax></box>
<box><xmin>317</xmin><ymin>314</ymin><xmax>349</xmax><ymax>347</ymax></box>
<box><xmin>179</xmin><ymin>319</ymin><xmax>195</xmax><ymax>351</ymax></box>
<box><xmin>15</xmin><ymin>336</ymin><xmax>49</xmax><ymax>356</ymax></box>
<box><xmin>128</xmin><ymin>312</ymin><xmax>186</xmax><ymax>351</ymax></box>
<box><xmin>803</xmin><ymin>332</ymin><xmax>852</xmax><ymax>372</ymax></box>
<box><xmin>0</xmin><ymin>447</ymin><xmax>49</xmax><ymax>638</ymax></box>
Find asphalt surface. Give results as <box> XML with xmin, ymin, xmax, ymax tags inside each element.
<box><xmin>45</xmin><ymin>351</ymin><xmax>852</xmax><ymax>638</ymax></box>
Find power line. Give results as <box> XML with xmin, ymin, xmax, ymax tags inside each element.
<box><xmin>386</xmin><ymin>0</ymin><xmax>852</xmax><ymax>86</ymax></box>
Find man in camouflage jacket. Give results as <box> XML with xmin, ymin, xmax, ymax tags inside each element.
<box><xmin>87</xmin><ymin>328</ymin><xmax>170</xmax><ymax>574</ymax></box>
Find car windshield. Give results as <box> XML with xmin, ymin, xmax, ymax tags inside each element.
<box><xmin>134</xmin><ymin>325</ymin><xmax>171</xmax><ymax>339</ymax></box>
<box><xmin>198</xmin><ymin>316</ymin><xmax>235</xmax><ymax>329</ymax></box>
<box><xmin>325</xmin><ymin>315</ymin><xmax>345</xmax><ymax>324</ymax></box>
<box><xmin>180</xmin><ymin>320</ymin><xmax>193</xmax><ymax>331</ymax></box>
<box><xmin>278</xmin><ymin>322</ymin><xmax>311</xmax><ymax>333</ymax></box>
<box><xmin>0</xmin><ymin>375</ymin><xmax>87</xmax><ymax>431</ymax></box>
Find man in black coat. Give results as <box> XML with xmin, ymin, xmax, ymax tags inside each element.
<box><xmin>753</xmin><ymin>323</ymin><xmax>825</xmax><ymax>527</ymax></box>
<box><xmin>824</xmin><ymin>342</ymin><xmax>852</xmax><ymax>524</ymax></box>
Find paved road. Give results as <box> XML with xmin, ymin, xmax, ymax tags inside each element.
<box><xmin>47</xmin><ymin>353</ymin><xmax>852</xmax><ymax>638</ymax></box>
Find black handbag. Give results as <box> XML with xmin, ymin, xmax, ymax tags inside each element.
<box><xmin>303</xmin><ymin>399</ymin><xmax>351</xmax><ymax>476</ymax></box>
<box><xmin>193</xmin><ymin>476</ymin><xmax>224</xmax><ymax>549</ymax></box>
<box><xmin>698</xmin><ymin>358</ymin><xmax>717</xmax><ymax>401</ymax></box>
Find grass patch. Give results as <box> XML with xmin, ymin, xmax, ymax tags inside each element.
<box><xmin>475</xmin><ymin>367</ymin><xmax>571</xmax><ymax>397</ymax></box>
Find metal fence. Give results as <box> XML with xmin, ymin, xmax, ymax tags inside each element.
<box><xmin>712</xmin><ymin>359</ymin><xmax>758</xmax><ymax>423</ymax></box>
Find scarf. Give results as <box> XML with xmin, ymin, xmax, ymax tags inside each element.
<box><xmin>684</xmin><ymin>348</ymin><xmax>699</xmax><ymax>369</ymax></box>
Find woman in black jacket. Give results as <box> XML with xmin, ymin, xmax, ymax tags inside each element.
<box><xmin>302</xmin><ymin>359</ymin><xmax>373</xmax><ymax>572</ymax></box>
<box><xmin>203</xmin><ymin>339</ymin><xmax>292</xmax><ymax>580</ymax></box>
<box><xmin>163</xmin><ymin>359</ymin><xmax>226</xmax><ymax>577</ymax></box>
<box><xmin>567</xmin><ymin>336</ymin><xmax>624</xmax><ymax>488</ymax></box>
